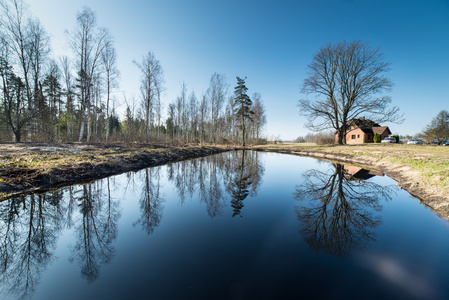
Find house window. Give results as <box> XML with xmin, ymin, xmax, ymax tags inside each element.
<box><xmin>367</xmin><ymin>135</ymin><xmax>371</xmax><ymax>141</ymax></box>
<box><xmin>357</xmin><ymin>134</ymin><xmax>360</xmax><ymax>138</ymax></box>
<box><xmin>351</xmin><ymin>135</ymin><xmax>356</xmax><ymax>140</ymax></box>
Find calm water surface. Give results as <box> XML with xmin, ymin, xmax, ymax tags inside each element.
<box><xmin>1</xmin><ymin>151</ymin><xmax>449</xmax><ymax>300</ymax></box>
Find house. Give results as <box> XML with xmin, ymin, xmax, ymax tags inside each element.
<box><xmin>336</xmin><ymin>117</ymin><xmax>391</xmax><ymax>144</ymax></box>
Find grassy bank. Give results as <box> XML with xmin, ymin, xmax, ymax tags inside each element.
<box><xmin>254</xmin><ymin>143</ymin><xmax>449</xmax><ymax>185</ymax></box>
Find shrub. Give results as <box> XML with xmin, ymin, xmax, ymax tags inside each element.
<box><xmin>253</xmin><ymin>138</ymin><xmax>268</xmax><ymax>145</ymax></box>
<box><xmin>392</xmin><ymin>135</ymin><xmax>400</xmax><ymax>143</ymax></box>
<box><xmin>373</xmin><ymin>133</ymin><xmax>381</xmax><ymax>143</ymax></box>
<box><xmin>315</xmin><ymin>132</ymin><xmax>336</xmax><ymax>145</ymax></box>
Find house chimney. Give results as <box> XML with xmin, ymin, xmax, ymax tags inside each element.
<box><xmin>359</xmin><ymin>116</ymin><xmax>365</xmax><ymax>120</ymax></box>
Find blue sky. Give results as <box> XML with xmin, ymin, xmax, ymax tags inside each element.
<box><xmin>28</xmin><ymin>0</ymin><xmax>449</xmax><ymax>140</ymax></box>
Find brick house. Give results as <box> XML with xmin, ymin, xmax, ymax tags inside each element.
<box><xmin>336</xmin><ymin>117</ymin><xmax>391</xmax><ymax>144</ymax></box>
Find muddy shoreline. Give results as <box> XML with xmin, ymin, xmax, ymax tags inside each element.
<box><xmin>0</xmin><ymin>144</ymin><xmax>233</xmax><ymax>199</ymax></box>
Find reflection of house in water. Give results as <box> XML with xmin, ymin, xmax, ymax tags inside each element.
<box><xmin>337</xmin><ymin>164</ymin><xmax>384</xmax><ymax>181</ymax></box>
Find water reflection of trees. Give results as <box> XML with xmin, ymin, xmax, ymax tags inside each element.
<box><xmin>69</xmin><ymin>178</ymin><xmax>120</xmax><ymax>283</ymax></box>
<box><xmin>167</xmin><ymin>150</ymin><xmax>264</xmax><ymax>218</ymax></box>
<box><xmin>0</xmin><ymin>150</ymin><xmax>265</xmax><ymax>298</ymax></box>
<box><xmin>0</xmin><ymin>177</ymin><xmax>121</xmax><ymax>298</ymax></box>
<box><xmin>228</xmin><ymin>151</ymin><xmax>264</xmax><ymax>217</ymax></box>
<box><xmin>134</xmin><ymin>167</ymin><xmax>164</xmax><ymax>235</ymax></box>
<box><xmin>0</xmin><ymin>192</ymin><xmax>64</xmax><ymax>299</ymax></box>
<box><xmin>294</xmin><ymin>163</ymin><xmax>395</xmax><ymax>257</ymax></box>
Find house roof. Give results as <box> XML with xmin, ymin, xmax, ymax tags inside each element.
<box><xmin>359</xmin><ymin>128</ymin><xmax>375</xmax><ymax>134</ymax></box>
<box><xmin>372</xmin><ymin>126</ymin><xmax>391</xmax><ymax>135</ymax></box>
<box><xmin>349</xmin><ymin>118</ymin><xmax>380</xmax><ymax>129</ymax></box>
<box><xmin>350</xmin><ymin>125</ymin><xmax>391</xmax><ymax>135</ymax></box>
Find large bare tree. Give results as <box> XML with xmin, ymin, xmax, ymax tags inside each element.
<box><xmin>299</xmin><ymin>41</ymin><xmax>402</xmax><ymax>144</ymax></box>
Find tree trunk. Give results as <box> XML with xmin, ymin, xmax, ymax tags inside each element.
<box><xmin>14</xmin><ymin>131</ymin><xmax>21</xmax><ymax>143</ymax></box>
<box><xmin>337</xmin><ymin>127</ymin><xmax>346</xmax><ymax>145</ymax></box>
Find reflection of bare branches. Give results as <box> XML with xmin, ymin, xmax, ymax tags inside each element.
<box><xmin>134</xmin><ymin>168</ymin><xmax>164</xmax><ymax>235</ymax></box>
<box><xmin>0</xmin><ymin>178</ymin><xmax>121</xmax><ymax>297</ymax></box>
<box><xmin>169</xmin><ymin>155</ymin><xmax>227</xmax><ymax>218</ymax></box>
<box><xmin>197</xmin><ymin>158</ymin><xmax>224</xmax><ymax>218</ymax></box>
<box><xmin>167</xmin><ymin>151</ymin><xmax>265</xmax><ymax>219</ymax></box>
<box><xmin>70</xmin><ymin>180</ymin><xmax>120</xmax><ymax>283</ymax></box>
<box><xmin>295</xmin><ymin>164</ymin><xmax>395</xmax><ymax>257</ymax></box>
<box><xmin>0</xmin><ymin>193</ymin><xmax>63</xmax><ymax>300</ymax></box>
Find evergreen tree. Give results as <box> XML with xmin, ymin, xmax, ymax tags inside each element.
<box><xmin>233</xmin><ymin>76</ymin><xmax>253</xmax><ymax>147</ymax></box>
<box><xmin>0</xmin><ymin>56</ymin><xmax>30</xmax><ymax>142</ymax></box>
<box><xmin>42</xmin><ymin>69</ymin><xmax>62</xmax><ymax>141</ymax></box>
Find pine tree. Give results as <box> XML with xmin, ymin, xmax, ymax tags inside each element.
<box><xmin>0</xmin><ymin>57</ymin><xmax>30</xmax><ymax>142</ymax></box>
<box><xmin>233</xmin><ymin>76</ymin><xmax>253</xmax><ymax>147</ymax></box>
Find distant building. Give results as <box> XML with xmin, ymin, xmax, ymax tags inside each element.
<box><xmin>336</xmin><ymin>116</ymin><xmax>391</xmax><ymax>144</ymax></box>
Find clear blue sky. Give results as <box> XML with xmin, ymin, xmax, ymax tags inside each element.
<box><xmin>28</xmin><ymin>0</ymin><xmax>449</xmax><ymax>140</ymax></box>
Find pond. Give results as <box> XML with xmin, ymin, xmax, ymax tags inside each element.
<box><xmin>1</xmin><ymin>151</ymin><xmax>449</xmax><ymax>300</ymax></box>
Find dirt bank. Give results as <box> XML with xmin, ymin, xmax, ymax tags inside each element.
<box><xmin>253</xmin><ymin>146</ymin><xmax>449</xmax><ymax>222</ymax></box>
<box><xmin>0</xmin><ymin>143</ymin><xmax>233</xmax><ymax>199</ymax></box>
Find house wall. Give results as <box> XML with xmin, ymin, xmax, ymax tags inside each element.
<box><xmin>345</xmin><ymin>128</ymin><xmax>366</xmax><ymax>144</ymax></box>
<box><xmin>380</xmin><ymin>131</ymin><xmax>390</xmax><ymax>141</ymax></box>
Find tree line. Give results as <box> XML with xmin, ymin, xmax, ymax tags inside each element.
<box><xmin>0</xmin><ymin>0</ymin><xmax>266</xmax><ymax>145</ymax></box>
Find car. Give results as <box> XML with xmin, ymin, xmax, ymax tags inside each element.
<box><xmin>381</xmin><ymin>137</ymin><xmax>396</xmax><ymax>143</ymax></box>
<box><xmin>407</xmin><ymin>139</ymin><xmax>423</xmax><ymax>145</ymax></box>
<box><xmin>441</xmin><ymin>140</ymin><xmax>449</xmax><ymax>146</ymax></box>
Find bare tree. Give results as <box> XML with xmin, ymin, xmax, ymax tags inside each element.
<box><xmin>251</xmin><ymin>92</ymin><xmax>266</xmax><ymax>142</ymax></box>
<box><xmin>1</xmin><ymin>0</ymin><xmax>49</xmax><ymax>141</ymax></box>
<box><xmin>133</xmin><ymin>51</ymin><xmax>164</xmax><ymax>142</ymax></box>
<box><xmin>299</xmin><ymin>41</ymin><xmax>402</xmax><ymax>144</ymax></box>
<box><xmin>420</xmin><ymin>110</ymin><xmax>449</xmax><ymax>143</ymax></box>
<box><xmin>28</xmin><ymin>18</ymin><xmax>50</xmax><ymax>137</ymax></box>
<box><xmin>67</xmin><ymin>6</ymin><xmax>108</xmax><ymax>142</ymax></box>
<box><xmin>175</xmin><ymin>82</ymin><xmax>187</xmax><ymax>142</ymax></box>
<box><xmin>207</xmin><ymin>73</ymin><xmax>227</xmax><ymax>144</ymax></box>
<box><xmin>188</xmin><ymin>91</ymin><xmax>198</xmax><ymax>143</ymax></box>
<box><xmin>59</xmin><ymin>56</ymin><xmax>75</xmax><ymax>140</ymax></box>
<box><xmin>101</xmin><ymin>32</ymin><xmax>119</xmax><ymax>142</ymax></box>
<box><xmin>199</xmin><ymin>93</ymin><xmax>209</xmax><ymax>145</ymax></box>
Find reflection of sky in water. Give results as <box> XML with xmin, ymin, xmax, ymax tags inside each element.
<box><xmin>1</xmin><ymin>151</ymin><xmax>449</xmax><ymax>300</ymax></box>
